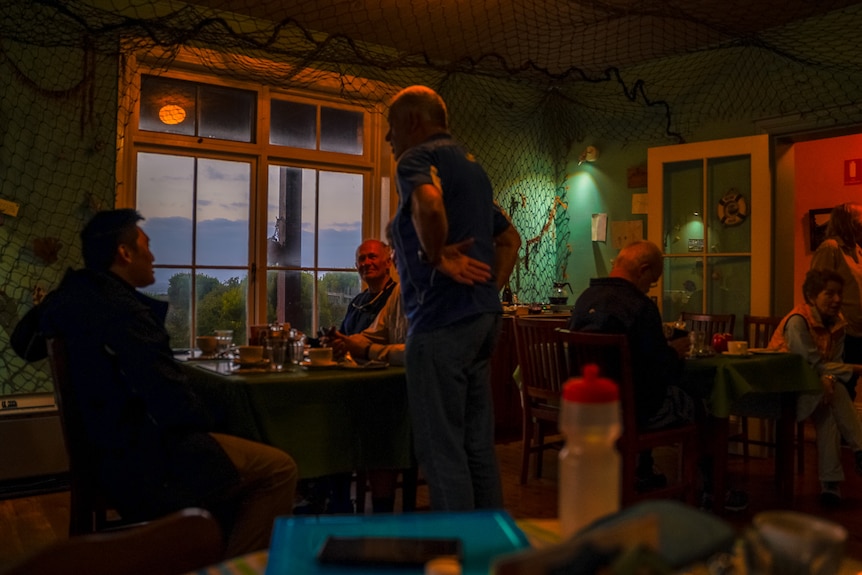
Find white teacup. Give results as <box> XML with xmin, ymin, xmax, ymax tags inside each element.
<box><xmin>727</xmin><ymin>341</ymin><xmax>749</xmax><ymax>355</ymax></box>
<box><xmin>306</xmin><ymin>347</ymin><xmax>333</xmax><ymax>365</ymax></box>
<box><xmin>237</xmin><ymin>345</ymin><xmax>264</xmax><ymax>363</ymax></box>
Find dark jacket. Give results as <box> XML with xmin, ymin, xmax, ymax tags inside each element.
<box><xmin>568</xmin><ymin>277</ymin><xmax>684</xmax><ymax>427</ymax></box>
<box><xmin>13</xmin><ymin>268</ymin><xmax>238</xmax><ymax>520</ymax></box>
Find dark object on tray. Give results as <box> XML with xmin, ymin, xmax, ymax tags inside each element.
<box><xmin>549</xmin><ymin>297</ymin><xmax>568</xmax><ymax>305</ymax></box>
<box><xmin>317</xmin><ymin>536</ymin><xmax>462</xmax><ymax>567</ymax></box>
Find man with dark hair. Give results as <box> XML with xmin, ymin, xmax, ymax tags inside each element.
<box><xmin>12</xmin><ymin>209</ymin><xmax>298</xmax><ymax>558</ymax></box>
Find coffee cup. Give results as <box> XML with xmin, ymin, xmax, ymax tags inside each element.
<box><xmin>237</xmin><ymin>345</ymin><xmax>264</xmax><ymax>364</ymax></box>
<box><xmin>196</xmin><ymin>335</ymin><xmax>218</xmax><ymax>356</ymax></box>
<box><xmin>306</xmin><ymin>347</ymin><xmax>333</xmax><ymax>365</ymax></box>
<box><xmin>727</xmin><ymin>341</ymin><xmax>749</xmax><ymax>355</ymax></box>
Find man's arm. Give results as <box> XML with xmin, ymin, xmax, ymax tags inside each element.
<box><xmin>493</xmin><ymin>224</ymin><xmax>521</xmax><ymax>290</ymax></box>
<box><xmin>411</xmin><ymin>184</ymin><xmax>448</xmax><ymax>264</ymax></box>
<box><xmin>411</xmin><ymin>183</ymin><xmax>491</xmax><ymax>285</ymax></box>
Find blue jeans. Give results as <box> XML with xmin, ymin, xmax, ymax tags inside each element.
<box><xmin>405</xmin><ymin>312</ymin><xmax>503</xmax><ymax>510</ymax></box>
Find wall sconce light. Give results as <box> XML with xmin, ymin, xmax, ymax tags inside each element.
<box><xmin>159</xmin><ymin>104</ymin><xmax>186</xmax><ymax>125</ymax></box>
<box><xmin>578</xmin><ymin>145</ymin><xmax>599</xmax><ymax>165</ymax></box>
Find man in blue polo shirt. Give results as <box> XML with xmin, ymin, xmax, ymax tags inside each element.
<box><xmin>386</xmin><ymin>85</ymin><xmax>521</xmax><ymax>510</ymax></box>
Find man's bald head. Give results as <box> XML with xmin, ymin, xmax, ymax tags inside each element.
<box><xmin>610</xmin><ymin>240</ymin><xmax>664</xmax><ymax>294</ymax></box>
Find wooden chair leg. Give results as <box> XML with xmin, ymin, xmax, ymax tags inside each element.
<box><xmin>535</xmin><ymin>423</ymin><xmax>545</xmax><ymax>479</ymax></box>
<box><xmin>353</xmin><ymin>470</ymin><xmax>367</xmax><ymax>514</ymax></box>
<box><xmin>520</xmin><ymin>419</ymin><xmax>532</xmax><ymax>485</ymax></box>
<box><xmin>401</xmin><ymin>465</ymin><xmax>419</xmax><ymax>512</ymax></box>
<box><xmin>796</xmin><ymin>420</ymin><xmax>806</xmax><ymax>475</ymax></box>
<box><xmin>740</xmin><ymin>416</ymin><xmax>750</xmax><ymax>462</ymax></box>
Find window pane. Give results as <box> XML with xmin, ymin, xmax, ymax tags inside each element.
<box><xmin>197</xmin><ymin>159</ymin><xmax>250</xmax><ymax>267</ymax></box>
<box><xmin>318</xmin><ymin>171</ymin><xmax>363</xmax><ymax>268</ymax></box>
<box><xmin>137</xmin><ymin>152</ymin><xmax>193</xmax><ymax>266</ymax></box>
<box><xmin>320</xmin><ymin>106</ymin><xmax>363</xmax><ymax>155</ymax></box>
<box><xmin>662</xmin><ymin>160</ymin><xmax>703</xmax><ymax>255</ymax></box>
<box><xmin>267</xmin><ymin>165</ymin><xmax>311</xmax><ymax>267</ymax></box>
<box><xmin>707</xmin><ymin>155</ymin><xmax>751</xmax><ymax>253</ymax></box>
<box><xmin>705</xmin><ymin>256</ymin><xmax>750</xmax><ymax>319</ymax></box>
<box><xmin>266</xmin><ymin>270</ymin><xmax>310</xmax><ymax>333</ymax></box>
<box><xmin>270</xmin><ymin>99</ymin><xmax>316</xmax><ymax>148</ymax></box>
<box><xmin>318</xmin><ymin>271</ymin><xmax>361</xmax><ymax>332</ymax></box>
<box><xmin>196</xmin><ymin>270</ymin><xmax>249</xmax><ymax>344</ymax></box>
<box><xmin>663</xmin><ymin>257</ymin><xmax>702</xmax><ymax>321</ymax></box>
<box><xmin>139</xmin><ymin>75</ymin><xmax>196</xmax><ymax>136</ymax></box>
<box><xmin>198</xmin><ymin>85</ymin><xmax>255</xmax><ymax>142</ymax></box>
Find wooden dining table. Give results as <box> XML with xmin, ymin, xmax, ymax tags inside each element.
<box><xmin>679</xmin><ymin>351</ymin><xmax>822</xmax><ymax>510</ymax></box>
<box><xmin>179</xmin><ymin>360</ymin><xmax>413</xmax><ymax>480</ymax></box>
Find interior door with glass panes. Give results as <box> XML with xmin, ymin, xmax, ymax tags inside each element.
<box><xmin>647</xmin><ymin>135</ymin><xmax>771</xmax><ymax>336</ymax></box>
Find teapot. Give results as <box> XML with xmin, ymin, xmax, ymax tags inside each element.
<box><xmin>549</xmin><ymin>281</ymin><xmax>572</xmax><ymax>305</ymax></box>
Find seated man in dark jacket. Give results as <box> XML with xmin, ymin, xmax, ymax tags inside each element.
<box><xmin>12</xmin><ymin>209</ymin><xmax>298</xmax><ymax>558</ymax></box>
<box><xmin>568</xmin><ymin>240</ymin><xmax>693</xmax><ymax>431</ymax></box>
<box><xmin>568</xmin><ymin>240</ymin><xmax>747</xmax><ymax>511</ymax></box>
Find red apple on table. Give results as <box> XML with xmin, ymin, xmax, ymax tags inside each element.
<box><xmin>711</xmin><ymin>332</ymin><xmax>732</xmax><ymax>353</ymax></box>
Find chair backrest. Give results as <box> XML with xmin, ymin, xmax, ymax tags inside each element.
<box><xmin>742</xmin><ymin>314</ymin><xmax>782</xmax><ymax>348</ymax></box>
<box><xmin>2</xmin><ymin>507</ymin><xmax>224</xmax><ymax>575</ymax></box>
<box><xmin>555</xmin><ymin>330</ymin><xmax>637</xmax><ymax>434</ymax></box>
<box><xmin>680</xmin><ymin>311</ymin><xmax>736</xmax><ymax>340</ymax></box>
<box><xmin>513</xmin><ymin>316</ymin><xmax>570</xmax><ymax>402</ymax></box>
<box><xmin>46</xmin><ymin>337</ymin><xmax>104</xmax><ymax>535</ymax></box>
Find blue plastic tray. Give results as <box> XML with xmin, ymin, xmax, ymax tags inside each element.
<box><xmin>265</xmin><ymin>510</ymin><xmax>530</xmax><ymax>575</ymax></box>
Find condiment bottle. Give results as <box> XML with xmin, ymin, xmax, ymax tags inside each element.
<box><xmin>558</xmin><ymin>363</ymin><xmax>621</xmax><ymax>539</ymax></box>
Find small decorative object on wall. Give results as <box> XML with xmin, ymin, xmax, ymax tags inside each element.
<box><xmin>809</xmin><ymin>208</ymin><xmax>832</xmax><ymax>251</ymax></box>
<box><xmin>717</xmin><ymin>189</ymin><xmax>747</xmax><ymax>226</ymax></box>
<box><xmin>33</xmin><ymin>237</ymin><xmax>62</xmax><ymax>264</ymax></box>
<box><xmin>688</xmin><ymin>238</ymin><xmax>704</xmax><ymax>252</ymax></box>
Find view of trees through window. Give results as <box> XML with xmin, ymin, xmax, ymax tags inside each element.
<box><xmin>146</xmin><ymin>271</ymin><xmax>357</xmax><ymax>348</ymax></box>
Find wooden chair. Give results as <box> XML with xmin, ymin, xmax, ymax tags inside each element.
<box><xmin>556</xmin><ymin>329</ymin><xmax>700</xmax><ymax>507</ymax></box>
<box><xmin>680</xmin><ymin>311</ymin><xmax>736</xmax><ymax>340</ymax></box>
<box><xmin>732</xmin><ymin>315</ymin><xmax>807</xmax><ymax>473</ymax></box>
<box><xmin>512</xmin><ymin>316</ymin><xmax>570</xmax><ymax>484</ymax></box>
<box><xmin>46</xmin><ymin>338</ymin><xmax>134</xmax><ymax>535</ymax></box>
<box><xmin>2</xmin><ymin>507</ymin><xmax>224</xmax><ymax>575</ymax></box>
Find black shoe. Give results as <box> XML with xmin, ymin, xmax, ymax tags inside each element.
<box><xmin>820</xmin><ymin>482</ymin><xmax>842</xmax><ymax>507</ymax></box>
<box><xmin>635</xmin><ymin>469</ymin><xmax>668</xmax><ymax>493</ymax></box>
<box><xmin>700</xmin><ymin>489</ymin><xmax>749</xmax><ymax>512</ymax></box>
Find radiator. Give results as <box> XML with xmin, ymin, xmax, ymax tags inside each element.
<box><xmin>0</xmin><ymin>393</ymin><xmax>69</xmax><ymax>483</ymax></box>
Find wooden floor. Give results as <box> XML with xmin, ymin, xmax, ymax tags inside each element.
<box><xmin>3</xmin><ymin>431</ymin><xmax>862</xmax><ymax>569</ymax></box>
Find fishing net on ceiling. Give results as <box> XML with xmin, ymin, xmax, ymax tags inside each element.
<box><xmin>2</xmin><ymin>0</ymin><xmax>862</xmax><ymax>393</ymax></box>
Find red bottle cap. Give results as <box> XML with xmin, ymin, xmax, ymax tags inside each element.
<box><xmin>562</xmin><ymin>364</ymin><xmax>619</xmax><ymax>403</ymax></box>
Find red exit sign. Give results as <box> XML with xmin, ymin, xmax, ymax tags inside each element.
<box><xmin>846</xmin><ymin>159</ymin><xmax>862</xmax><ymax>185</ymax></box>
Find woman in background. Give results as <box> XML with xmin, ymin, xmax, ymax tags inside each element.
<box><xmin>769</xmin><ymin>268</ymin><xmax>862</xmax><ymax>506</ymax></box>
<box><xmin>811</xmin><ymin>202</ymin><xmax>862</xmax><ymax>399</ymax></box>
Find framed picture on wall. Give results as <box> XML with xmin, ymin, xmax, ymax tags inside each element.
<box><xmin>809</xmin><ymin>208</ymin><xmax>832</xmax><ymax>251</ymax></box>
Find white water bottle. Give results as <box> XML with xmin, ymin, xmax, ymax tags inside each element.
<box><xmin>558</xmin><ymin>363</ymin><xmax>621</xmax><ymax>539</ymax></box>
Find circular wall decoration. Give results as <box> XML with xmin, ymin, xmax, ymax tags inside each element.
<box><xmin>717</xmin><ymin>189</ymin><xmax>748</xmax><ymax>226</ymax></box>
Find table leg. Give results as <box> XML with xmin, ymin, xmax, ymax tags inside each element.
<box><xmin>774</xmin><ymin>393</ymin><xmax>796</xmax><ymax>503</ymax></box>
<box><xmin>708</xmin><ymin>416</ymin><xmax>728</xmax><ymax>513</ymax></box>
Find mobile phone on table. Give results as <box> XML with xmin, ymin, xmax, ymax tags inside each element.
<box><xmin>316</xmin><ymin>536</ymin><xmax>463</xmax><ymax>567</ymax></box>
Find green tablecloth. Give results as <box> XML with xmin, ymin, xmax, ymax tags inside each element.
<box><xmin>181</xmin><ymin>362</ymin><xmax>412</xmax><ymax>479</ymax></box>
<box><xmin>680</xmin><ymin>352</ymin><xmax>822</xmax><ymax>418</ymax></box>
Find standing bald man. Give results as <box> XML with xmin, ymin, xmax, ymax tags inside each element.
<box><xmin>386</xmin><ymin>85</ymin><xmax>521</xmax><ymax>511</ymax></box>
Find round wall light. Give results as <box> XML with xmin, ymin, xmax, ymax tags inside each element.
<box><xmin>158</xmin><ymin>104</ymin><xmax>186</xmax><ymax>125</ymax></box>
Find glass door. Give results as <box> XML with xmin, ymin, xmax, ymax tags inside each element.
<box><xmin>647</xmin><ymin>135</ymin><xmax>771</xmax><ymax>333</ymax></box>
